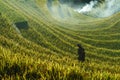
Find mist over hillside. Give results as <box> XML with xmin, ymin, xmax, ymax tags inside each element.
<box><xmin>48</xmin><ymin>0</ymin><xmax>120</xmax><ymax>18</ymax></box>
<box><xmin>75</xmin><ymin>0</ymin><xmax>120</xmax><ymax>17</ymax></box>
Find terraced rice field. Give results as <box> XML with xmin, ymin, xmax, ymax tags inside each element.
<box><xmin>0</xmin><ymin>0</ymin><xmax>120</xmax><ymax>79</ymax></box>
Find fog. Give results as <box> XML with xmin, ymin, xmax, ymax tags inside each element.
<box><xmin>75</xmin><ymin>1</ymin><xmax>98</xmax><ymax>13</ymax></box>
<box><xmin>47</xmin><ymin>0</ymin><xmax>72</xmax><ymax>19</ymax></box>
<box><xmin>75</xmin><ymin>0</ymin><xmax>120</xmax><ymax>17</ymax></box>
<box><xmin>47</xmin><ymin>0</ymin><xmax>120</xmax><ymax>18</ymax></box>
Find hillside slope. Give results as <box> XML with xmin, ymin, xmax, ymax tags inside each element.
<box><xmin>0</xmin><ymin>0</ymin><xmax>120</xmax><ymax>79</ymax></box>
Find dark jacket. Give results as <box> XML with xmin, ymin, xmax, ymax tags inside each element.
<box><xmin>77</xmin><ymin>44</ymin><xmax>85</xmax><ymax>62</ymax></box>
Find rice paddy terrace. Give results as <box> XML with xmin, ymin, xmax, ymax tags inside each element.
<box><xmin>0</xmin><ymin>0</ymin><xmax>120</xmax><ymax>79</ymax></box>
